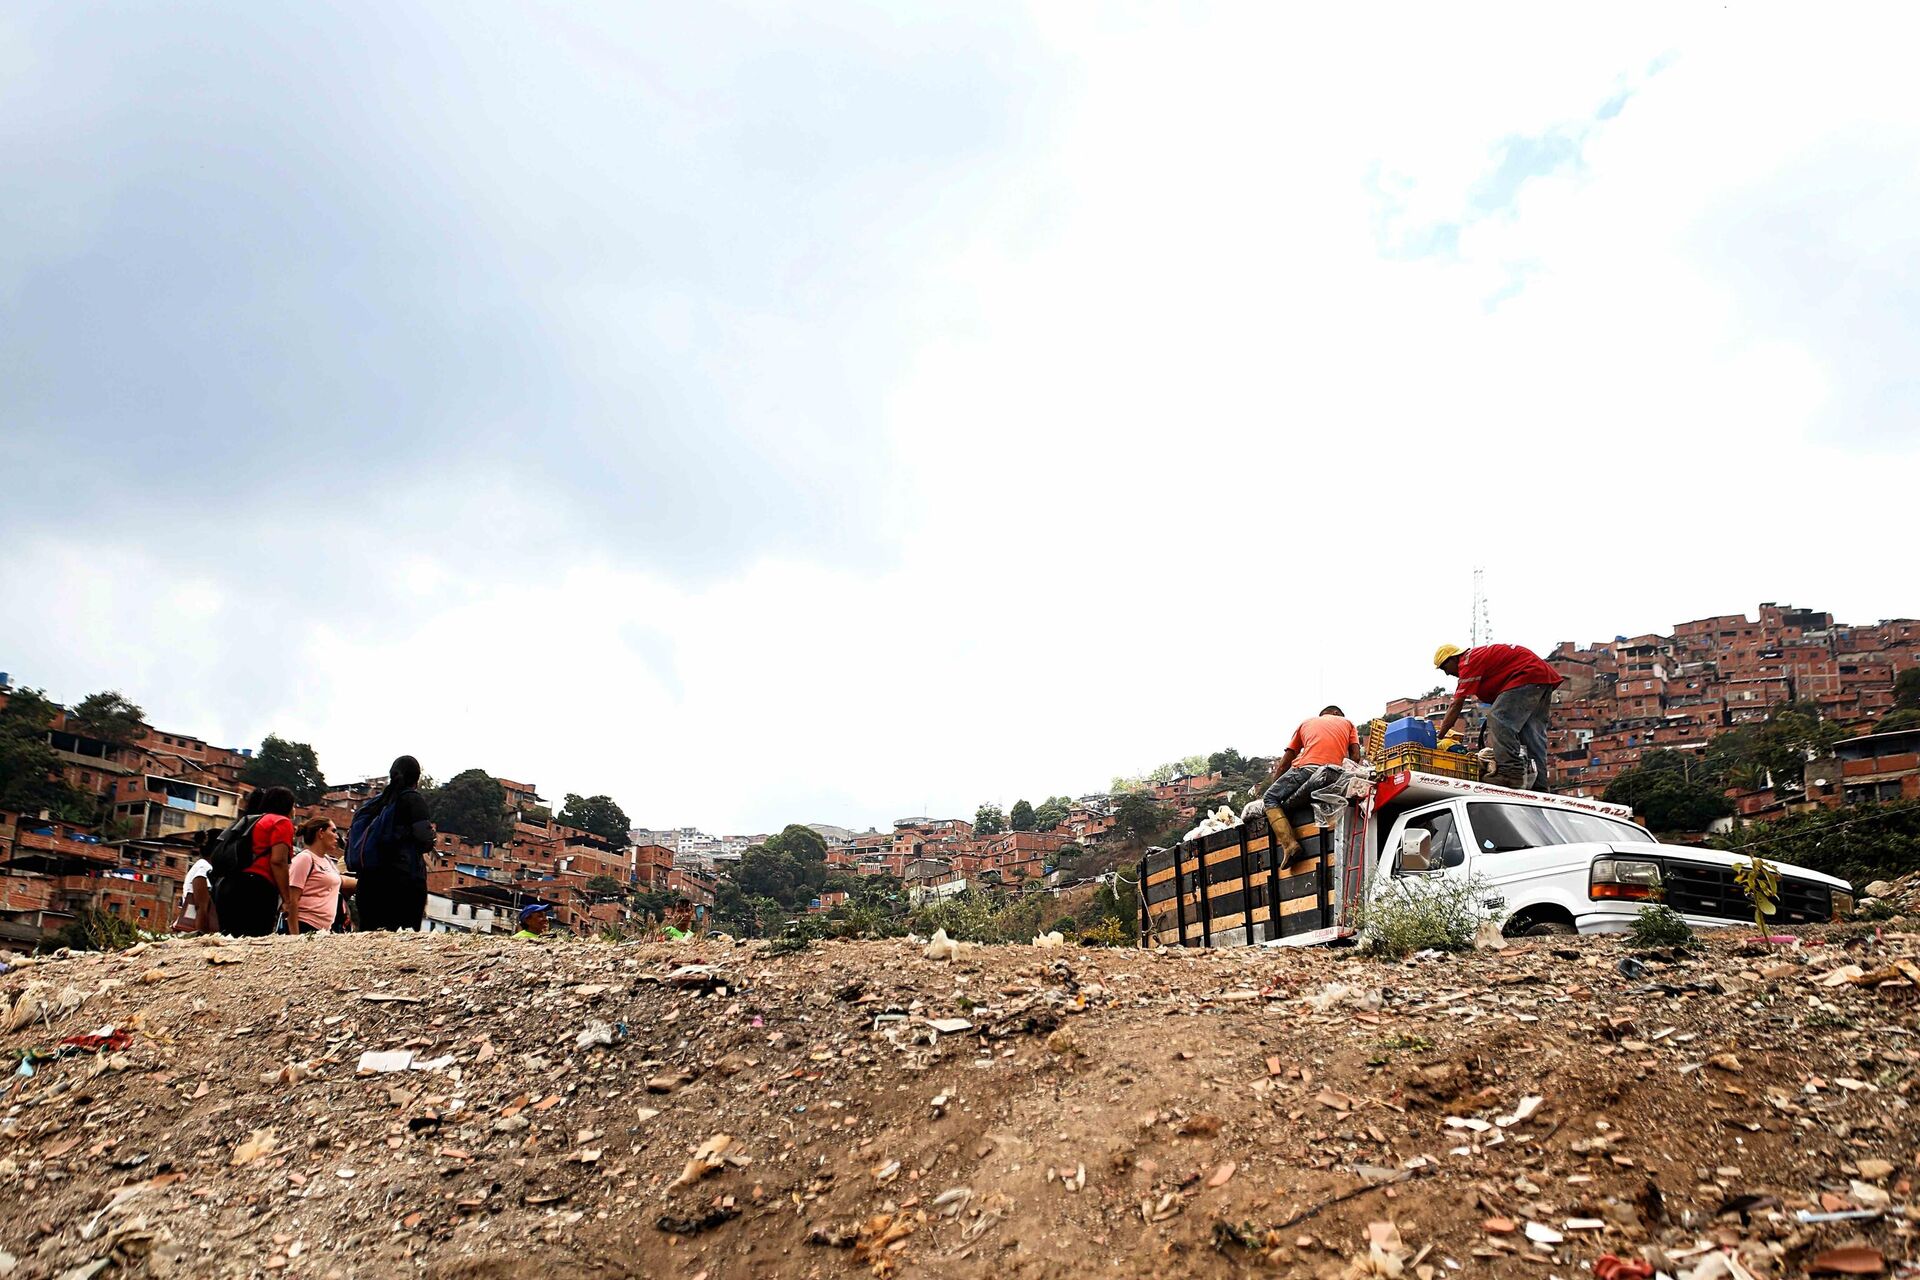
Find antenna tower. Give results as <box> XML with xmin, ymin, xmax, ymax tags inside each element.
<box><xmin>1470</xmin><ymin>568</ymin><xmax>1492</xmax><ymax>648</ymax></box>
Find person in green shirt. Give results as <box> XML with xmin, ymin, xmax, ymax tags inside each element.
<box><xmin>512</xmin><ymin>902</ymin><xmax>551</xmax><ymax>940</ymax></box>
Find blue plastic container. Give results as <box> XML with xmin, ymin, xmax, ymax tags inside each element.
<box><xmin>1382</xmin><ymin>718</ymin><xmax>1437</xmax><ymax>750</ymax></box>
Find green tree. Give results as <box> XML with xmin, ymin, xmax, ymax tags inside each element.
<box><xmin>1034</xmin><ymin>796</ymin><xmax>1073</xmax><ymax>830</ymax></box>
<box><xmin>1087</xmin><ymin>878</ymin><xmax>1135</xmax><ymax>933</ymax></box>
<box><xmin>974</xmin><ymin>803</ymin><xmax>1006</xmax><ymax>836</ymax></box>
<box><xmin>427</xmin><ymin>769</ymin><xmax>513</xmax><ymax>844</ymax></box>
<box><xmin>559</xmin><ymin>793</ymin><xmax>632</xmax><ymax>846</ymax></box>
<box><xmin>1752</xmin><ymin>702</ymin><xmax>1843</xmax><ymax>792</ymax></box>
<box><xmin>241</xmin><ymin>734</ymin><xmax>327</xmax><ymax>803</ymax></box>
<box><xmin>0</xmin><ymin>689</ymin><xmax>93</xmax><ymax>820</ymax></box>
<box><xmin>1895</xmin><ymin>668</ymin><xmax>1920</xmax><ymax>711</ymax></box>
<box><xmin>764</xmin><ymin>824</ymin><xmax>828</xmax><ymax>864</ymax></box>
<box><xmin>585</xmin><ymin>873</ymin><xmax>626</xmax><ymax>898</ymax></box>
<box><xmin>1713</xmin><ymin>798</ymin><xmax>1920</xmax><ymax>886</ymax></box>
<box><xmin>1603</xmin><ymin>752</ymin><xmax>1734</xmax><ymax>834</ymax></box>
<box><xmin>731</xmin><ymin>845</ymin><xmax>806</xmax><ymax>907</ymax></box>
<box><xmin>850</xmin><ymin>873</ymin><xmax>902</xmax><ymax>910</ymax></box>
<box><xmin>1879</xmin><ymin>708</ymin><xmax>1920</xmax><ymax>733</ymax></box>
<box><xmin>1207</xmin><ymin>748</ymin><xmax>1247</xmax><ymax>776</ymax></box>
<box><xmin>1113</xmin><ymin>791</ymin><xmax>1171</xmax><ymax>843</ymax></box>
<box><xmin>1009</xmin><ymin>799</ymin><xmax>1036</xmax><ymax>832</ymax></box>
<box><xmin>70</xmin><ymin>691</ymin><xmax>146</xmax><ymax>746</ymax></box>
<box><xmin>1702</xmin><ymin>726</ymin><xmax>1767</xmax><ymax>791</ymax></box>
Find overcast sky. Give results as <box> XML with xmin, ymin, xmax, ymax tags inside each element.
<box><xmin>4</xmin><ymin>4</ymin><xmax>1916</xmax><ymax>834</ymax></box>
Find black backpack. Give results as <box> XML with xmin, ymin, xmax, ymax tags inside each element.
<box><xmin>205</xmin><ymin>814</ymin><xmax>261</xmax><ymax>882</ymax></box>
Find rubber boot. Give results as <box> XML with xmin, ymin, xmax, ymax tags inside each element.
<box><xmin>1266</xmin><ymin>808</ymin><xmax>1303</xmax><ymax>869</ymax></box>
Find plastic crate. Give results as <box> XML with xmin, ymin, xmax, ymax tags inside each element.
<box><xmin>1383</xmin><ymin>718</ymin><xmax>1437</xmax><ymax>750</ymax></box>
<box><xmin>1376</xmin><ymin>744</ymin><xmax>1480</xmax><ymax>781</ymax></box>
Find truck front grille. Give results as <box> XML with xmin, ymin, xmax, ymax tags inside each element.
<box><xmin>1662</xmin><ymin>859</ymin><xmax>1832</xmax><ymax>925</ymax></box>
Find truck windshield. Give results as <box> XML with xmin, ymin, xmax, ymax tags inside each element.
<box><xmin>1468</xmin><ymin>803</ymin><xmax>1652</xmax><ymax>853</ymax></box>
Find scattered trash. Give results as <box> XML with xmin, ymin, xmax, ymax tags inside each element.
<box><xmin>1031</xmin><ymin>931</ymin><xmax>1065</xmax><ymax>948</ymax></box>
<box><xmin>924</xmin><ymin>929</ymin><xmax>962</xmax><ymax>961</ymax></box>
<box><xmin>575</xmin><ymin>1020</ymin><xmax>621</xmax><ymax>1051</ymax></box>
<box><xmin>1495</xmin><ymin>1095</ymin><xmax>1543</xmax><ymax>1127</ymax></box>
<box><xmin>672</xmin><ymin>1134</ymin><xmax>734</xmax><ymax>1188</ymax></box>
<box><xmin>1848</xmin><ymin>1179</ymin><xmax>1893</xmax><ymax>1210</ymax></box>
<box><xmin>353</xmin><ymin>1049</ymin><xmax>456</xmax><ymax>1076</ymax></box>
<box><xmin>231</xmin><ymin>1128</ymin><xmax>278</xmax><ymax>1166</ymax></box>
<box><xmin>656</xmin><ymin>1204</ymin><xmax>740</xmax><ymax>1236</ymax></box>
<box><xmin>356</xmin><ymin>1050</ymin><xmax>415</xmax><ymax>1075</ymax></box>
<box><xmin>1808</xmin><ymin>1246</ymin><xmax>1886</xmax><ymax>1275</ymax></box>
<box><xmin>0</xmin><ymin>885</ymin><xmax>1915</xmax><ymax>1277</ymax></box>
<box><xmin>58</xmin><ymin>1026</ymin><xmax>133</xmax><ymax>1054</ymax></box>
<box><xmin>1303</xmin><ymin>982</ymin><xmax>1383</xmax><ymax>1013</ymax></box>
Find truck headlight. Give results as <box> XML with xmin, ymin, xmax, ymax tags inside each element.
<box><xmin>1831</xmin><ymin>890</ymin><xmax>1855</xmax><ymax>918</ymax></box>
<box><xmin>1591</xmin><ymin>858</ymin><xmax>1663</xmax><ymax>901</ymax></box>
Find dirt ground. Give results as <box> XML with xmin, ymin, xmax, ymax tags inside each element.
<box><xmin>0</xmin><ymin>919</ymin><xmax>1914</xmax><ymax>1280</ymax></box>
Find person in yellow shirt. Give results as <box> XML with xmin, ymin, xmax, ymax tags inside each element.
<box><xmin>512</xmin><ymin>902</ymin><xmax>552</xmax><ymax>939</ymax></box>
<box><xmin>1260</xmin><ymin>706</ymin><xmax>1364</xmax><ymax>866</ymax></box>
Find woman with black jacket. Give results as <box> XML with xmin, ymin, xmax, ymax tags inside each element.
<box><xmin>356</xmin><ymin>755</ymin><xmax>436</xmax><ymax>931</ymax></box>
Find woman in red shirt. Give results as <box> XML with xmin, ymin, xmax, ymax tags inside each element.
<box><xmin>218</xmin><ymin>786</ymin><xmax>301</xmax><ymax>936</ymax></box>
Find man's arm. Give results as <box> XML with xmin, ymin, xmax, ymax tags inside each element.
<box><xmin>1434</xmin><ymin>691</ymin><xmax>1469</xmax><ymax>740</ymax></box>
<box><xmin>271</xmin><ymin>843</ymin><xmax>299</xmax><ymax>935</ymax></box>
<box><xmin>1269</xmin><ymin>747</ymin><xmax>1299</xmax><ymax>782</ymax></box>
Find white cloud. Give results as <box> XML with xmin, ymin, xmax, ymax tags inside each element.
<box><xmin>6</xmin><ymin>4</ymin><xmax>1917</xmax><ymax>833</ymax></box>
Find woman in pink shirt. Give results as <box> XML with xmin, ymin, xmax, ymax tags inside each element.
<box><xmin>292</xmin><ymin>817</ymin><xmax>359</xmax><ymax>933</ymax></box>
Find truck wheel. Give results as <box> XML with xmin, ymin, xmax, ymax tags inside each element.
<box><xmin>1523</xmin><ymin>921</ymin><xmax>1576</xmax><ymax>937</ymax></box>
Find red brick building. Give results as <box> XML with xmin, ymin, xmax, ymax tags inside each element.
<box><xmin>1442</xmin><ymin>604</ymin><xmax>1920</xmax><ymax>801</ymax></box>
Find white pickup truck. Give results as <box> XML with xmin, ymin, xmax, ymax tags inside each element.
<box><xmin>1138</xmin><ymin>769</ymin><xmax>1854</xmax><ymax>948</ymax></box>
<box><xmin>1373</xmin><ymin>772</ymin><xmax>1855</xmax><ymax>936</ymax></box>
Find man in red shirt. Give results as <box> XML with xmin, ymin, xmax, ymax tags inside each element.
<box><xmin>1433</xmin><ymin>643</ymin><xmax>1563</xmax><ymax>790</ymax></box>
<box><xmin>1260</xmin><ymin>705</ymin><xmax>1364</xmax><ymax>866</ymax></box>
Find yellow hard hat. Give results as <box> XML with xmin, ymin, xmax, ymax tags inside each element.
<box><xmin>1433</xmin><ymin>643</ymin><xmax>1466</xmax><ymax>669</ymax></box>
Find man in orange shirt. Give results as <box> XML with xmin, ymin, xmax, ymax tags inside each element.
<box><xmin>1260</xmin><ymin>706</ymin><xmax>1364</xmax><ymax>865</ymax></box>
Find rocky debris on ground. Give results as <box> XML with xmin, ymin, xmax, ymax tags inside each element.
<box><xmin>1861</xmin><ymin>873</ymin><xmax>1920</xmax><ymax>922</ymax></box>
<box><xmin>0</xmin><ymin>923</ymin><xmax>1914</xmax><ymax>1278</ymax></box>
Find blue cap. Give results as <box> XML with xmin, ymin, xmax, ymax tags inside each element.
<box><xmin>519</xmin><ymin>902</ymin><xmax>550</xmax><ymax>922</ymax></box>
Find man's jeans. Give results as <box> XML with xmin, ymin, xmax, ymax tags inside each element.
<box><xmin>1488</xmin><ymin>683</ymin><xmax>1554</xmax><ymax>790</ymax></box>
<box><xmin>1261</xmin><ymin>764</ymin><xmax>1342</xmax><ymax>816</ymax></box>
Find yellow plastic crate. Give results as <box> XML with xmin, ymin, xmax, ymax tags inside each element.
<box><xmin>1375</xmin><ymin>744</ymin><xmax>1480</xmax><ymax>781</ymax></box>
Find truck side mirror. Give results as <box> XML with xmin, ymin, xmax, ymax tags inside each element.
<box><xmin>1396</xmin><ymin>829</ymin><xmax>1433</xmax><ymax>873</ymax></box>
